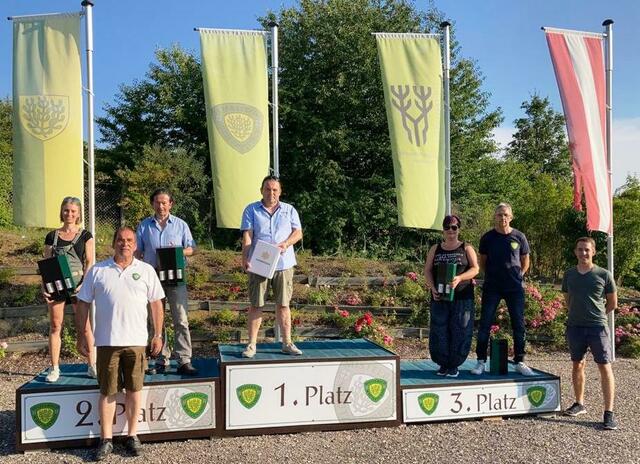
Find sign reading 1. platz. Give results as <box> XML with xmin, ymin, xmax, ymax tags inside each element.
<box><xmin>20</xmin><ymin>382</ymin><xmax>215</xmax><ymax>446</ymax></box>
<box><xmin>226</xmin><ymin>360</ymin><xmax>397</xmax><ymax>430</ymax></box>
<box><xmin>403</xmin><ymin>379</ymin><xmax>560</xmax><ymax>422</ymax></box>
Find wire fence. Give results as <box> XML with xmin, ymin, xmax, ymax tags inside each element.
<box><xmin>84</xmin><ymin>179</ymin><xmax>123</xmax><ymax>232</ymax></box>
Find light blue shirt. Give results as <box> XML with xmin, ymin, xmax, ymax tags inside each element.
<box><xmin>136</xmin><ymin>214</ymin><xmax>196</xmax><ymax>268</ymax></box>
<box><xmin>241</xmin><ymin>201</ymin><xmax>302</xmax><ymax>271</ymax></box>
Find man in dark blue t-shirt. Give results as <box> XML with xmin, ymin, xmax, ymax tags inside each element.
<box><xmin>471</xmin><ymin>203</ymin><xmax>534</xmax><ymax>376</ymax></box>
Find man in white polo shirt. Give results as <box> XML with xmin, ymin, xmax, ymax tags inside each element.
<box><xmin>75</xmin><ymin>227</ymin><xmax>165</xmax><ymax>461</ymax></box>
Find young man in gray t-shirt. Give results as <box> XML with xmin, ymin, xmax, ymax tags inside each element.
<box><xmin>561</xmin><ymin>237</ymin><xmax>617</xmax><ymax>430</ymax></box>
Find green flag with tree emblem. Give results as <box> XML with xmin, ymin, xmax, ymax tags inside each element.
<box><xmin>199</xmin><ymin>29</ymin><xmax>271</xmax><ymax>229</ymax></box>
<box><xmin>375</xmin><ymin>34</ymin><xmax>445</xmax><ymax>229</ymax></box>
<box><xmin>12</xmin><ymin>13</ymin><xmax>84</xmax><ymax>227</ymax></box>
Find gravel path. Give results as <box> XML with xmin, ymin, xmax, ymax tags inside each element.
<box><xmin>1</xmin><ymin>350</ymin><xmax>639</xmax><ymax>464</ymax></box>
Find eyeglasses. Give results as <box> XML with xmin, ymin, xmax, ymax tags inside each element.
<box><xmin>443</xmin><ymin>225</ymin><xmax>459</xmax><ymax>231</ymax></box>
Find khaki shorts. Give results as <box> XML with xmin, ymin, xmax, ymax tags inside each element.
<box><xmin>248</xmin><ymin>268</ymin><xmax>294</xmax><ymax>308</ymax></box>
<box><xmin>96</xmin><ymin>346</ymin><xmax>146</xmax><ymax>396</ymax></box>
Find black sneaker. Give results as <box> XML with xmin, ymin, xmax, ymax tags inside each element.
<box><xmin>177</xmin><ymin>362</ymin><xmax>198</xmax><ymax>376</ymax></box>
<box><xmin>446</xmin><ymin>367</ymin><xmax>459</xmax><ymax>378</ymax></box>
<box><xmin>125</xmin><ymin>435</ymin><xmax>143</xmax><ymax>456</ymax></box>
<box><xmin>95</xmin><ymin>439</ymin><xmax>113</xmax><ymax>462</ymax></box>
<box><xmin>436</xmin><ymin>366</ymin><xmax>447</xmax><ymax>376</ymax></box>
<box><xmin>603</xmin><ymin>410</ymin><xmax>618</xmax><ymax>430</ymax></box>
<box><xmin>564</xmin><ymin>402</ymin><xmax>587</xmax><ymax>417</ymax></box>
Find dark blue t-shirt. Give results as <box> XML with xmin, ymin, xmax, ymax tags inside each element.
<box><xmin>479</xmin><ymin>228</ymin><xmax>530</xmax><ymax>292</ymax></box>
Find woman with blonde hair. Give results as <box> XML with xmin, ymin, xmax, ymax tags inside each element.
<box><xmin>42</xmin><ymin>197</ymin><xmax>96</xmax><ymax>382</ymax></box>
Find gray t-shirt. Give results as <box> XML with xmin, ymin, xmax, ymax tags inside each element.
<box><xmin>562</xmin><ymin>265</ymin><xmax>616</xmax><ymax>327</ymax></box>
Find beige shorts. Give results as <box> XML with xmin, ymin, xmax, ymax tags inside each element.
<box><xmin>248</xmin><ymin>268</ymin><xmax>294</xmax><ymax>308</ymax></box>
<box><xmin>96</xmin><ymin>346</ymin><xmax>146</xmax><ymax>396</ymax></box>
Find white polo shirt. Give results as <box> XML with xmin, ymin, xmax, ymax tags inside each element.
<box><xmin>78</xmin><ymin>257</ymin><xmax>165</xmax><ymax>347</ymax></box>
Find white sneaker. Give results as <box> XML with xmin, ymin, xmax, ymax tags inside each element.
<box><xmin>242</xmin><ymin>344</ymin><xmax>256</xmax><ymax>358</ymax></box>
<box><xmin>470</xmin><ymin>361</ymin><xmax>485</xmax><ymax>375</ymax></box>
<box><xmin>515</xmin><ymin>362</ymin><xmax>535</xmax><ymax>376</ymax></box>
<box><xmin>45</xmin><ymin>367</ymin><xmax>60</xmax><ymax>383</ymax></box>
<box><xmin>87</xmin><ymin>364</ymin><xmax>97</xmax><ymax>379</ymax></box>
<box><xmin>282</xmin><ymin>343</ymin><xmax>303</xmax><ymax>356</ymax></box>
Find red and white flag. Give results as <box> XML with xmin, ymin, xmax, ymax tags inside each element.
<box><xmin>545</xmin><ymin>28</ymin><xmax>611</xmax><ymax>233</ymax></box>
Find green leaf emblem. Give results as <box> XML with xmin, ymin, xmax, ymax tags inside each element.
<box><xmin>236</xmin><ymin>384</ymin><xmax>262</xmax><ymax>409</ymax></box>
<box><xmin>180</xmin><ymin>392</ymin><xmax>208</xmax><ymax>419</ymax></box>
<box><xmin>417</xmin><ymin>393</ymin><xmax>439</xmax><ymax>415</ymax></box>
<box><xmin>364</xmin><ymin>378</ymin><xmax>387</xmax><ymax>403</ymax></box>
<box><xmin>30</xmin><ymin>402</ymin><xmax>60</xmax><ymax>430</ymax></box>
<box><xmin>527</xmin><ymin>386</ymin><xmax>547</xmax><ymax>407</ymax></box>
<box><xmin>132</xmin><ymin>273</ymin><xmax>141</xmax><ymax>281</ymax></box>
<box><xmin>212</xmin><ymin>103</ymin><xmax>264</xmax><ymax>154</ymax></box>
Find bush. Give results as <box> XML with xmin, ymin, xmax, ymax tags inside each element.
<box><xmin>307</xmin><ymin>287</ymin><xmax>334</xmax><ymax>305</ymax></box>
<box><xmin>322</xmin><ymin>308</ymin><xmax>393</xmax><ymax>347</ymax></box>
<box><xmin>61</xmin><ymin>324</ymin><xmax>80</xmax><ymax>358</ymax></box>
<box><xmin>396</xmin><ymin>279</ymin><xmax>426</xmax><ymax>305</ymax></box>
<box><xmin>0</xmin><ymin>268</ymin><xmax>15</xmax><ymax>286</ymax></box>
<box><xmin>208</xmin><ymin>308</ymin><xmax>239</xmax><ymax>326</ymax></box>
<box><xmin>617</xmin><ymin>336</ymin><xmax>640</xmax><ymax>358</ymax></box>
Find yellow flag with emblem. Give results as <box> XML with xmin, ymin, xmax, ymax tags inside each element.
<box><xmin>199</xmin><ymin>29</ymin><xmax>270</xmax><ymax>229</ymax></box>
<box><xmin>12</xmin><ymin>13</ymin><xmax>83</xmax><ymax>227</ymax></box>
<box><xmin>376</xmin><ymin>34</ymin><xmax>445</xmax><ymax>229</ymax></box>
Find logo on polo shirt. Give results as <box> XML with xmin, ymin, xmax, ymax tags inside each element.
<box><xmin>132</xmin><ymin>273</ymin><xmax>141</xmax><ymax>281</ymax></box>
<box><xmin>510</xmin><ymin>241</ymin><xmax>519</xmax><ymax>250</ymax></box>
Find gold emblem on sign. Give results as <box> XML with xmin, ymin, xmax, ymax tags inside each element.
<box><xmin>212</xmin><ymin>103</ymin><xmax>263</xmax><ymax>154</ymax></box>
<box><xmin>19</xmin><ymin>95</ymin><xmax>69</xmax><ymax>141</ymax></box>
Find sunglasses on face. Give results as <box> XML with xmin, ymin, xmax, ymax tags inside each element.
<box><xmin>443</xmin><ymin>225</ymin><xmax>459</xmax><ymax>231</ymax></box>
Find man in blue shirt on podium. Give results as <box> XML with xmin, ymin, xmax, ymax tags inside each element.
<box><xmin>240</xmin><ymin>176</ymin><xmax>303</xmax><ymax>358</ymax></box>
<box><xmin>136</xmin><ymin>188</ymin><xmax>198</xmax><ymax>376</ymax></box>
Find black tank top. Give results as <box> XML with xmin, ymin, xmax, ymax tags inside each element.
<box><xmin>432</xmin><ymin>242</ymin><xmax>474</xmax><ymax>300</ymax></box>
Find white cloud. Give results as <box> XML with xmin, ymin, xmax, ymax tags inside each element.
<box><xmin>491</xmin><ymin>118</ymin><xmax>639</xmax><ymax>190</ymax></box>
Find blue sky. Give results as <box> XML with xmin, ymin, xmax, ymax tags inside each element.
<box><xmin>2</xmin><ymin>0</ymin><xmax>638</xmax><ymax>188</ymax></box>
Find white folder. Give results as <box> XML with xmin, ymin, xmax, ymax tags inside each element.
<box><xmin>249</xmin><ymin>240</ymin><xmax>281</xmax><ymax>279</ymax></box>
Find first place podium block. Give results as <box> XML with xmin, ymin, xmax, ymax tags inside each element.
<box><xmin>219</xmin><ymin>339</ymin><xmax>401</xmax><ymax>435</ymax></box>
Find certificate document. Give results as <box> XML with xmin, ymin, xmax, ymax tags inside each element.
<box><xmin>249</xmin><ymin>240</ymin><xmax>281</xmax><ymax>279</ymax></box>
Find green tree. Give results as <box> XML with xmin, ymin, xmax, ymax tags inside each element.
<box><xmin>97</xmin><ymin>46</ymin><xmax>208</xmax><ymax>173</ymax></box>
<box><xmin>505</xmin><ymin>94</ymin><xmax>572</xmax><ymax>180</ymax></box>
<box><xmin>116</xmin><ymin>144</ymin><xmax>210</xmax><ymax>240</ymax></box>
<box><xmin>613</xmin><ymin>176</ymin><xmax>640</xmax><ymax>287</ymax></box>
<box><xmin>0</xmin><ymin>99</ymin><xmax>11</xmax><ymax>227</ymax></box>
<box><xmin>265</xmin><ymin>0</ymin><xmax>502</xmax><ymax>256</ymax></box>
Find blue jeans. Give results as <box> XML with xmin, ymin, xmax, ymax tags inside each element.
<box><xmin>429</xmin><ymin>299</ymin><xmax>475</xmax><ymax>369</ymax></box>
<box><xmin>476</xmin><ymin>288</ymin><xmax>526</xmax><ymax>363</ymax></box>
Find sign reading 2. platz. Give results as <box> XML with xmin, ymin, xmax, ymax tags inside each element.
<box><xmin>20</xmin><ymin>382</ymin><xmax>215</xmax><ymax>445</ymax></box>
<box><xmin>226</xmin><ymin>360</ymin><xmax>397</xmax><ymax>430</ymax></box>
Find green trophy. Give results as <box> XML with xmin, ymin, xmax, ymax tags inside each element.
<box><xmin>38</xmin><ymin>255</ymin><xmax>79</xmax><ymax>301</ymax></box>
<box><xmin>436</xmin><ymin>262</ymin><xmax>457</xmax><ymax>302</ymax></box>
<box><xmin>156</xmin><ymin>246</ymin><xmax>186</xmax><ymax>286</ymax></box>
<box><xmin>490</xmin><ymin>338</ymin><xmax>508</xmax><ymax>375</ymax></box>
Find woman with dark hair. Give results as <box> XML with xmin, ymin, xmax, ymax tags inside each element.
<box><xmin>424</xmin><ymin>215</ymin><xmax>480</xmax><ymax>377</ymax></box>
<box><xmin>42</xmin><ymin>197</ymin><xmax>95</xmax><ymax>382</ymax></box>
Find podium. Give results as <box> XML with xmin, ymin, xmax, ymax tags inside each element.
<box><xmin>401</xmin><ymin>359</ymin><xmax>560</xmax><ymax>423</ymax></box>
<box><xmin>16</xmin><ymin>359</ymin><xmax>219</xmax><ymax>451</ymax></box>
<box><xmin>218</xmin><ymin>339</ymin><xmax>400</xmax><ymax>435</ymax></box>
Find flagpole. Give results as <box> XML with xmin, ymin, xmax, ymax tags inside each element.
<box><xmin>603</xmin><ymin>18</ymin><xmax>615</xmax><ymax>361</ymax></box>
<box><xmin>81</xmin><ymin>0</ymin><xmax>96</xmax><ymax>366</ymax></box>
<box><xmin>440</xmin><ymin>21</ymin><xmax>452</xmax><ymax>215</ymax></box>
<box><xmin>268</xmin><ymin>21</ymin><xmax>282</xmax><ymax>342</ymax></box>
<box><xmin>81</xmin><ymin>0</ymin><xmax>95</xmax><ymax>251</ymax></box>
<box><xmin>269</xmin><ymin>22</ymin><xmax>280</xmax><ymax>178</ymax></box>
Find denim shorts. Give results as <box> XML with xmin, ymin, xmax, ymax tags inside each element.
<box><xmin>566</xmin><ymin>325</ymin><xmax>612</xmax><ymax>364</ymax></box>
